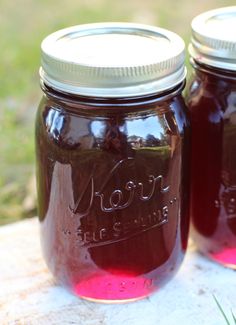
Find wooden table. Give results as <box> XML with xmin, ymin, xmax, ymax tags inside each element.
<box><xmin>0</xmin><ymin>218</ymin><xmax>235</xmax><ymax>325</ymax></box>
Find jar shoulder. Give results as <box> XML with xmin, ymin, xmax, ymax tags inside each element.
<box><xmin>36</xmin><ymin>93</ymin><xmax>189</xmax><ymax>152</ymax></box>
<box><xmin>186</xmin><ymin>70</ymin><xmax>236</xmax><ymax>132</ymax></box>
<box><xmin>186</xmin><ymin>70</ymin><xmax>236</xmax><ymax>111</ymax></box>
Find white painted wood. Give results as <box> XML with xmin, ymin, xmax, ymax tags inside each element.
<box><xmin>0</xmin><ymin>218</ymin><xmax>235</xmax><ymax>325</ymax></box>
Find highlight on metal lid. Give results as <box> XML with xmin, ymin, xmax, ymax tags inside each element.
<box><xmin>40</xmin><ymin>22</ymin><xmax>186</xmax><ymax>97</ymax></box>
<box><xmin>189</xmin><ymin>6</ymin><xmax>236</xmax><ymax>71</ymax></box>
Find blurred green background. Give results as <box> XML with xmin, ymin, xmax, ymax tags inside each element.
<box><xmin>0</xmin><ymin>0</ymin><xmax>235</xmax><ymax>225</ymax></box>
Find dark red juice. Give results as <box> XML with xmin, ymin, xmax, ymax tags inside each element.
<box><xmin>187</xmin><ymin>63</ymin><xmax>236</xmax><ymax>268</ymax></box>
<box><xmin>36</xmin><ymin>85</ymin><xmax>190</xmax><ymax>301</ymax></box>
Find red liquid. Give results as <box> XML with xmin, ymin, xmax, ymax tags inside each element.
<box><xmin>36</xmin><ymin>84</ymin><xmax>190</xmax><ymax>301</ymax></box>
<box><xmin>187</xmin><ymin>62</ymin><xmax>236</xmax><ymax>268</ymax></box>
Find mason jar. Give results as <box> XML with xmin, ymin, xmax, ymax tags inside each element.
<box><xmin>36</xmin><ymin>22</ymin><xmax>190</xmax><ymax>302</ymax></box>
<box><xmin>187</xmin><ymin>7</ymin><xmax>236</xmax><ymax>268</ymax></box>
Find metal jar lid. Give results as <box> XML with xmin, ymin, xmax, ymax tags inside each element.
<box><xmin>189</xmin><ymin>6</ymin><xmax>236</xmax><ymax>71</ymax></box>
<box><xmin>40</xmin><ymin>22</ymin><xmax>186</xmax><ymax>97</ymax></box>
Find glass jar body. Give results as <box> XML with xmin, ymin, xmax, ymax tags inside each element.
<box><xmin>187</xmin><ymin>62</ymin><xmax>236</xmax><ymax>268</ymax></box>
<box><xmin>36</xmin><ymin>84</ymin><xmax>190</xmax><ymax>302</ymax></box>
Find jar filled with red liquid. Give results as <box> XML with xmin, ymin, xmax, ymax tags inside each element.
<box><xmin>187</xmin><ymin>7</ymin><xmax>236</xmax><ymax>268</ymax></box>
<box><xmin>36</xmin><ymin>23</ymin><xmax>190</xmax><ymax>302</ymax></box>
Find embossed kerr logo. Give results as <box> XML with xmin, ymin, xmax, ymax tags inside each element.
<box><xmin>69</xmin><ymin>158</ymin><xmax>170</xmax><ymax>216</ymax></box>
<box><xmin>65</xmin><ymin>158</ymin><xmax>178</xmax><ymax>247</ymax></box>
<box><xmin>215</xmin><ymin>185</ymin><xmax>236</xmax><ymax>219</ymax></box>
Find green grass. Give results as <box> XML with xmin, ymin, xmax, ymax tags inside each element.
<box><xmin>213</xmin><ymin>295</ymin><xmax>236</xmax><ymax>325</ymax></box>
<box><xmin>0</xmin><ymin>104</ymin><xmax>35</xmax><ymax>224</ymax></box>
<box><xmin>0</xmin><ymin>0</ymin><xmax>235</xmax><ymax>224</ymax></box>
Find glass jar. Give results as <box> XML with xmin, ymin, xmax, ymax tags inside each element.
<box><xmin>36</xmin><ymin>23</ymin><xmax>190</xmax><ymax>302</ymax></box>
<box><xmin>187</xmin><ymin>7</ymin><xmax>236</xmax><ymax>268</ymax></box>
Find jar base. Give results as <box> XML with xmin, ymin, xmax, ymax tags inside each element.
<box><xmin>75</xmin><ymin>294</ymin><xmax>148</xmax><ymax>304</ymax></box>
<box><xmin>207</xmin><ymin>247</ymin><xmax>236</xmax><ymax>270</ymax></box>
<box><xmin>72</xmin><ymin>272</ymin><xmax>156</xmax><ymax>303</ymax></box>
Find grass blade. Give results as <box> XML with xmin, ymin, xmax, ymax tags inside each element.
<box><xmin>213</xmin><ymin>295</ymin><xmax>230</xmax><ymax>325</ymax></box>
<box><xmin>231</xmin><ymin>309</ymin><xmax>236</xmax><ymax>325</ymax></box>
